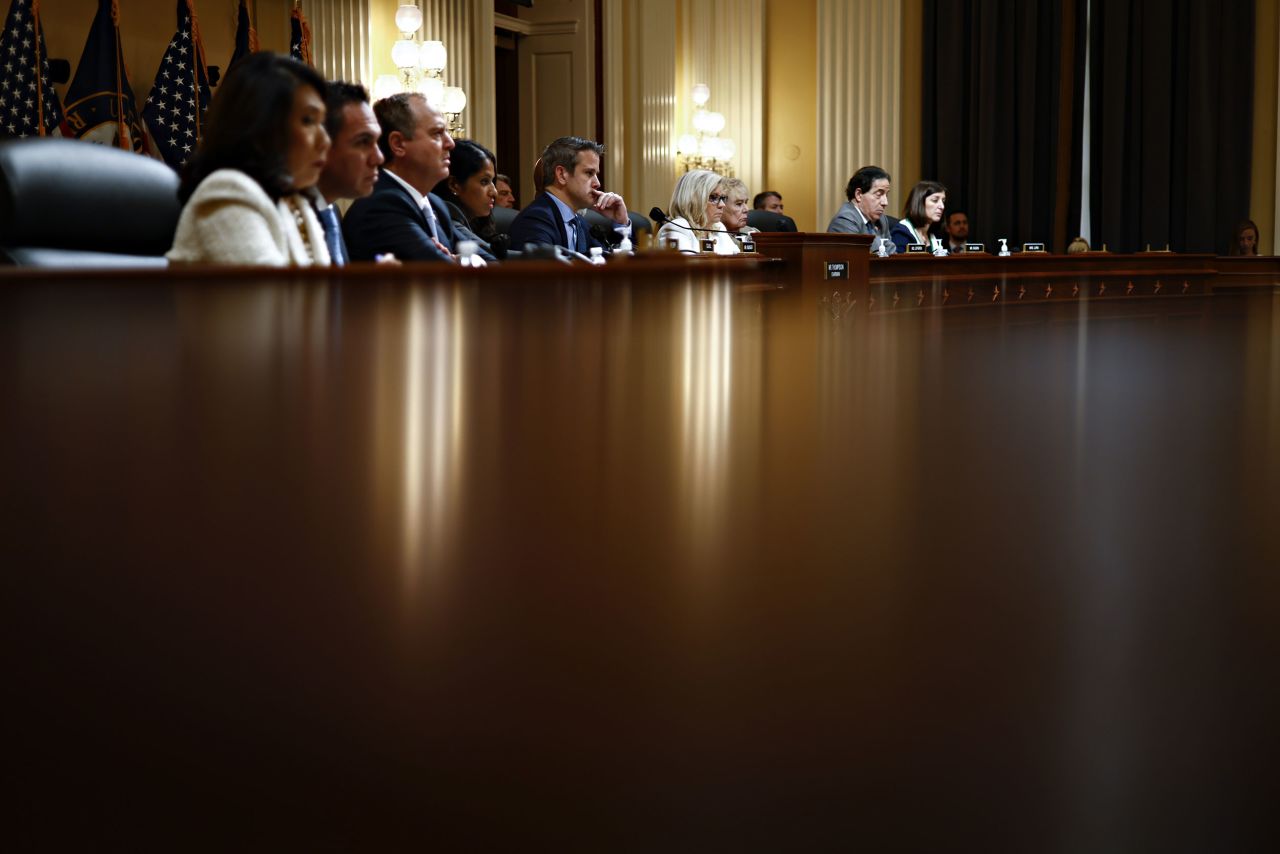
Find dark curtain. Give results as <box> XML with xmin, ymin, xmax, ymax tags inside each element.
<box><xmin>1089</xmin><ymin>0</ymin><xmax>1254</xmax><ymax>254</ymax></box>
<box><xmin>923</xmin><ymin>0</ymin><xmax>1084</xmax><ymax>251</ymax></box>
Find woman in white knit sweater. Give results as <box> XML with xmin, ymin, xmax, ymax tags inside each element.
<box><xmin>167</xmin><ymin>52</ymin><xmax>332</xmax><ymax>266</ymax></box>
<box><xmin>656</xmin><ymin>170</ymin><xmax>741</xmax><ymax>255</ymax></box>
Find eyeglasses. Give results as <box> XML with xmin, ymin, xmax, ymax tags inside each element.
<box><xmin>707</xmin><ymin>193</ymin><xmax>728</xmax><ymax>205</ymax></box>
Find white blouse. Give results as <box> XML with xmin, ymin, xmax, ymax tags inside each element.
<box><xmin>167</xmin><ymin>169</ymin><xmax>331</xmax><ymax>266</ymax></box>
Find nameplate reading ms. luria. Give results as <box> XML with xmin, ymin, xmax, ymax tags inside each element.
<box><xmin>825</xmin><ymin>261</ymin><xmax>848</xmax><ymax>279</ymax></box>
<box><xmin>1023</xmin><ymin>242</ymin><xmax>1047</xmax><ymax>253</ymax></box>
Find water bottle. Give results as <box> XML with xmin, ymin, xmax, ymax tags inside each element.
<box><xmin>458</xmin><ymin>240</ymin><xmax>487</xmax><ymax>268</ymax></box>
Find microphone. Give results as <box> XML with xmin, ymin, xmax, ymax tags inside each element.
<box><xmin>516</xmin><ymin>243</ymin><xmax>597</xmax><ymax>264</ymax></box>
<box><xmin>648</xmin><ymin>207</ymin><xmax>723</xmax><ymax>235</ymax></box>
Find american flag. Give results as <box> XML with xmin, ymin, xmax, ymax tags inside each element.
<box><xmin>141</xmin><ymin>0</ymin><xmax>211</xmax><ymax>169</ymax></box>
<box><xmin>0</xmin><ymin>0</ymin><xmax>65</xmax><ymax>139</ymax></box>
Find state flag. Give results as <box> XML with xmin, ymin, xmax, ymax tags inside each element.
<box><xmin>289</xmin><ymin>3</ymin><xmax>311</xmax><ymax>65</ymax></box>
<box><xmin>0</xmin><ymin>0</ymin><xmax>66</xmax><ymax>139</ymax></box>
<box><xmin>227</xmin><ymin>0</ymin><xmax>256</xmax><ymax>73</ymax></box>
<box><xmin>63</xmin><ymin>0</ymin><xmax>148</xmax><ymax>152</ymax></box>
<box><xmin>141</xmin><ymin>0</ymin><xmax>211</xmax><ymax>170</ymax></box>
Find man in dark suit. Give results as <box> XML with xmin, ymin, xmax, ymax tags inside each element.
<box><xmin>944</xmin><ymin>210</ymin><xmax>970</xmax><ymax>254</ymax></box>
<box><xmin>310</xmin><ymin>81</ymin><xmax>383</xmax><ymax>266</ymax></box>
<box><xmin>508</xmin><ymin>137</ymin><xmax>631</xmax><ymax>254</ymax></box>
<box><xmin>343</xmin><ymin>92</ymin><xmax>493</xmax><ymax>262</ymax></box>
<box><xmin>826</xmin><ymin>165</ymin><xmax>898</xmax><ymax>254</ymax></box>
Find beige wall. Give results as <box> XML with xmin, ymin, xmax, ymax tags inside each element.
<box><xmin>1254</xmin><ymin>0</ymin><xmax>1279</xmax><ymax>255</ymax></box>
<box><xmin>368</xmin><ymin>0</ymin><xmax>400</xmax><ymax>84</ymax></box>
<box><xmin>764</xmin><ymin>0</ymin><xmax>818</xmax><ymax>230</ymax></box>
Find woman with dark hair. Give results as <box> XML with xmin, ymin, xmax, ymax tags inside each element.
<box><xmin>1230</xmin><ymin>219</ymin><xmax>1260</xmax><ymax>256</ymax></box>
<box><xmin>167</xmin><ymin>52</ymin><xmax>332</xmax><ymax>265</ymax></box>
<box><xmin>890</xmin><ymin>180</ymin><xmax>947</xmax><ymax>254</ymax></box>
<box><xmin>431</xmin><ymin>139</ymin><xmax>501</xmax><ymax>250</ymax></box>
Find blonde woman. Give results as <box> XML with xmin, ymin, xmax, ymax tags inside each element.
<box><xmin>719</xmin><ymin>177</ymin><xmax>758</xmax><ymax>237</ymax></box>
<box><xmin>656</xmin><ymin>170</ymin><xmax>741</xmax><ymax>254</ymax></box>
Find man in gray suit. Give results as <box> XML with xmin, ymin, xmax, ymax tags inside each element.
<box><xmin>827</xmin><ymin>165</ymin><xmax>897</xmax><ymax>254</ymax></box>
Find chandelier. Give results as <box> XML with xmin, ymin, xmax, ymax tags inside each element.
<box><xmin>676</xmin><ymin>83</ymin><xmax>735</xmax><ymax>176</ymax></box>
<box><xmin>374</xmin><ymin>3</ymin><xmax>468</xmax><ymax>135</ymax></box>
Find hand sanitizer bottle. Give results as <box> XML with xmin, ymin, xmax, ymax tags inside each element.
<box><xmin>615</xmin><ymin>236</ymin><xmax>633</xmax><ymax>255</ymax></box>
<box><xmin>588</xmin><ymin>246</ymin><xmax>607</xmax><ymax>265</ymax></box>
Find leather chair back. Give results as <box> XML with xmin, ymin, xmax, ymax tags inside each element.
<box><xmin>746</xmin><ymin>210</ymin><xmax>798</xmax><ymax>232</ymax></box>
<box><xmin>0</xmin><ymin>138</ymin><xmax>181</xmax><ymax>267</ymax></box>
<box><xmin>490</xmin><ymin>205</ymin><xmax>519</xmax><ymax>235</ymax></box>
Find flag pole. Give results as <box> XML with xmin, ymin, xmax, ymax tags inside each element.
<box><xmin>33</xmin><ymin>1</ymin><xmax>45</xmax><ymax>135</ymax></box>
<box><xmin>188</xmin><ymin>0</ymin><xmax>208</xmax><ymax>141</ymax></box>
<box><xmin>111</xmin><ymin>0</ymin><xmax>128</xmax><ymax>150</ymax></box>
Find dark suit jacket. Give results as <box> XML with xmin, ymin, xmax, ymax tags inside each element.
<box><xmin>508</xmin><ymin>191</ymin><xmax>617</xmax><ymax>254</ymax></box>
<box><xmin>343</xmin><ymin>171</ymin><xmax>491</xmax><ymax>262</ymax></box>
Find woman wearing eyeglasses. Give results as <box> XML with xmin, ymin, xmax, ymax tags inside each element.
<box><xmin>656</xmin><ymin>169</ymin><xmax>741</xmax><ymax>254</ymax></box>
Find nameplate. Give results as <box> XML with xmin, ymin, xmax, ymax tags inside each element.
<box><xmin>824</xmin><ymin>261</ymin><xmax>848</xmax><ymax>280</ymax></box>
<box><xmin>906</xmin><ymin>243</ymin><xmax>928</xmax><ymax>253</ymax></box>
<box><xmin>1023</xmin><ymin>242</ymin><xmax>1047</xmax><ymax>253</ymax></box>
<box><xmin>739</xmin><ymin>239</ymin><xmax>756</xmax><ymax>253</ymax></box>
<box><xmin>965</xmin><ymin>243</ymin><xmax>985</xmax><ymax>253</ymax></box>
<box><xmin>700</xmin><ymin>237</ymin><xmax>716</xmax><ymax>252</ymax></box>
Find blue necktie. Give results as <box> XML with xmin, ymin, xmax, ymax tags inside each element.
<box><xmin>317</xmin><ymin>205</ymin><xmax>347</xmax><ymax>266</ymax></box>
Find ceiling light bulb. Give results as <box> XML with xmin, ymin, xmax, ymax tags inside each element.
<box><xmin>391</xmin><ymin>39</ymin><xmax>420</xmax><ymax>70</ymax></box>
<box><xmin>394</xmin><ymin>4</ymin><xmax>423</xmax><ymax>34</ymax></box>
<box><xmin>419</xmin><ymin>40</ymin><xmax>447</xmax><ymax>73</ymax></box>
<box><xmin>442</xmin><ymin>86</ymin><xmax>467</xmax><ymax>114</ymax></box>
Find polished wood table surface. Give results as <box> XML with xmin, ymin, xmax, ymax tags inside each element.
<box><xmin>4</xmin><ymin>262</ymin><xmax>1279</xmax><ymax>848</ymax></box>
